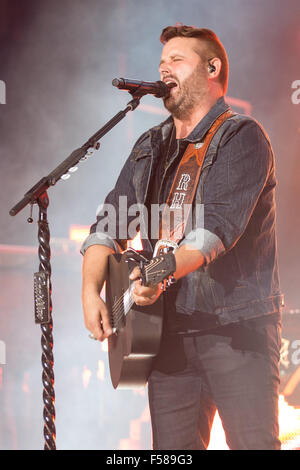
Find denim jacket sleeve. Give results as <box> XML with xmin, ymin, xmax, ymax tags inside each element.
<box><xmin>180</xmin><ymin>117</ymin><xmax>275</xmax><ymax>262</ymax></box>
<box><xmin>203</xmin><ymin>118</ymin><xmax>274</xmax><ymax>251</ymax></box>
<box><xmin>80</xmin><ymin>131</ymin><xmax>150</xmax><ymax>255</ymax></box>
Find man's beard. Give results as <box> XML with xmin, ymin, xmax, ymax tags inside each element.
<box><xmin>163</xmin><ymin>63</ymin><xmax>208</xmax><ymax>120</ymax></box>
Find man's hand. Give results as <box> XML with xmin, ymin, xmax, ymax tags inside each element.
<box><xmin>129</xmin><ymin>266</ymin><xmax>162</xmax><ymax>306</ymax></box>
<box><xmin>128</xmin><ymin>245</ymin><xmax>205</xmax><ymax>306</ymax></box>
<box><xmin>82</xmin><ymin>288</ymin><xmax>113</xmax><ymax>341</ymax></box>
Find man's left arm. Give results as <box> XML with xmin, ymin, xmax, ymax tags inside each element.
<box><xmin>131</xmin><ymin>118</ymin><xmax>274</xmax><ymax>305</ymax></box>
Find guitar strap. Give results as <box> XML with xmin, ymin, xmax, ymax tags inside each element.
<box><xmin>158</xmin><ymin>109</ymin><xmax>235</xmax><ymax>246</ymax></box>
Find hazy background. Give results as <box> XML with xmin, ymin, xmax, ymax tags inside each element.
<box><xmin>0</xmin><ymin>0</ymin><xmax>299</xmax><ymax>450</ymax></box>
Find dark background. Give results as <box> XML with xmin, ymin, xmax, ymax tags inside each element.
<box><xmin>0</xmin><ymin>0</ymin><xmax>299</xmax><ymax>450</ymax></box>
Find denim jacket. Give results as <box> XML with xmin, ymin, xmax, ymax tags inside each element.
<box><xmin>81</xmin><ymin>97</ymin><xmax>283</xmax><ymax>327</ymax></box>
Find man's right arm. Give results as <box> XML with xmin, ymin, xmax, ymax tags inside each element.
<box><xmin>82</xmin><ymin>244</ymin><xmax>115</xmax><ymax>341</ymax></box>
<box><xmin>81</xmin><ymin>129</ymin><xmax>153</xmax><ymax>340</ymax></box>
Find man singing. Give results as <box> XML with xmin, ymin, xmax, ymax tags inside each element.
<box><xmin>81</xmin><ymin>24</ymin><xmax>283</xmax><ymax>450</ymax></box>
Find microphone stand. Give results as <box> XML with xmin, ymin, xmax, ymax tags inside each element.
<box><xmin>9</xmin><ymin>90</ymin><xmax>144</xmax><ymax>450</ymax></box>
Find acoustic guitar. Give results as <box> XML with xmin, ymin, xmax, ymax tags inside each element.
<box><xmin>106</xmin><ymin>246</ymin><xmax>176</xmax><ymax>389</ymax></box>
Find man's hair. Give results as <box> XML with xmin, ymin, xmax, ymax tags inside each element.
<box><xmin>160</xmin><ymin>24</ymin><xmax>229</xmax><ymax>94</ymax></box>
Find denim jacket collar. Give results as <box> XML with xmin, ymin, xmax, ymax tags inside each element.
<box><xmin>184</xmin><ymin>96</ymin><xmax>230</xmax><ymax>143</ymax></box>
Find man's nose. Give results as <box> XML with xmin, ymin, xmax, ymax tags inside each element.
<box><xmin>159</xmin><ymin>61</ymin><xmax>172</xmax><ymax>77</ymax></box>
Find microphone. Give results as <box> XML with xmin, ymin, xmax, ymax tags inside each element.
<box><xmin>112</xmin><ymin>77</ymin><xmax>175</xmax><ymax>98</ymax></box>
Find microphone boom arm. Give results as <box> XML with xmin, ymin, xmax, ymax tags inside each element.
<box><xmin>9</xmin><ymin>92</ymin><xmax>142</xmax><ymax>217</ymax></box>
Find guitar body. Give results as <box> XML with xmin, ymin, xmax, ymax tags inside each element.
<box><xmin>106</xmin><ymin>251</ymin><xmax>163</xmax><ymax>389</ymax></box>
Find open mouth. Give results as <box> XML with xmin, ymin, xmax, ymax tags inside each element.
<box><xmin>165</xmin><ymin>79</ymin><xmax>178</xmax><ymax>89</ymax></box>
<box><xmin>163</xmin><ymin>80</ymin><xmax>178</xmax><ymax>97</ymax></box>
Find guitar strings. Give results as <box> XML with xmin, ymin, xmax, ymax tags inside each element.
<box><xmin>110</xmin><ymin>258</ymin><xmax>168</xmax><ymax>329</ymax></box>
<box><xmin>111</xmin><ymin>294</ymin><xmax>126</xmax><ymax>327</ymax></box>
<box><xmin>112</xmin><ymin>295</ymin><xmax>134</xmax><ymax>329</ymax></box>
<box><xmin>111</xmin><ymin>284</ymin><xmax>135</xmax><ymax>329</ymax></box>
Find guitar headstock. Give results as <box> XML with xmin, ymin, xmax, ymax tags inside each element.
<box><xmin>124</xmin><ymin>247</ymin><xmax>176</xmax><ymax>290</ymax></box>
<box><xmin>142</xmin><ymin>252</ymin><xmax>176</xmax><ymax>289</ymax></box>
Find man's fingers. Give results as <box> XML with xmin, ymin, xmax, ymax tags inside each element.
<box><xmin>85</xmin><ymin>297</ymin><xmax>113</xmax><ymax>342</ymax></box>
<box><xmin>129</xmin><ymin>266</ymin><xmax>141</xmax><ymax>281</ymax></box>
<box><xmin>133</xmin><ymin>280</ymin><xmax>158</xmax><ymax>297</ymax></box>
<box><xmin>133</xmin><ymin>282</ymin><xmax>161</xmax><ymax>306</ymax></box>
<box><xmin>101</xmin><ymin>313</ymin><xmax>113</xmax><ymax>338</ymax></box>
<box><xmin>89</xmin><ymin>319</ymin><xmax>113</xmax><ymax>341</ymax></box>
<box><xmin>134</xmin><ymin>295</ymin><xmax>158</xmax><ymax>305</ymax></box>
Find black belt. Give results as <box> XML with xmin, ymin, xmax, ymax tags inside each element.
<box><xmin>168</xmin><ymin>310</ymin><xmax>222</xmax><ymax>334</ymax></box>
<box><xmin>168</xmin><ymin>311</ymin><xmax>280</xmax><ymax>336</ymax></box>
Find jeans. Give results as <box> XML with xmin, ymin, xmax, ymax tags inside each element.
<box><xmin>148</xmin><ymin>320</ymin><xmax>281</xmax><ymax>450</ymax></box>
